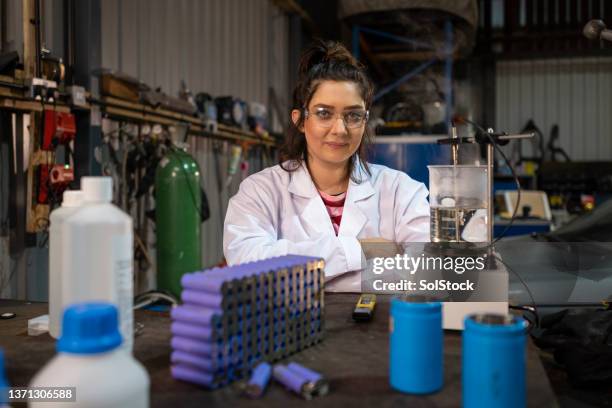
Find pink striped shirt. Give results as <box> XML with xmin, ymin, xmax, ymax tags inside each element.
<box><xmin>318</xmin><ymin>190</ymin><xmax>346</xmax><ymax>235</ymax></box>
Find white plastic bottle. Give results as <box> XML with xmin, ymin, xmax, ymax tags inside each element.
<box><xmin>49</xmin><ymin>190</ymin><xmax>84</xmax><ymax>339</ymax></box>
<box><xmin>63</xmin><ymin>177</ymin><xmax>134</xmax><ymax>351</ymax></box>
<box><xmin>29</xmin><ymin>303</ymin><xmax>149</xmax><ymax>408</ymax></box>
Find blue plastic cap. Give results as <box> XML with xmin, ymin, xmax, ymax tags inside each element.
<box><xmin>57</xmin><ymin>303</ymin><xmax>123</xmax><ymax>354</ymax></box>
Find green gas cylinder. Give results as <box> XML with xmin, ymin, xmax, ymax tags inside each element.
<box><xmin>155</xmin><ymin>144</ymin><xmax>202</xmax><ymax>297</ymax></box>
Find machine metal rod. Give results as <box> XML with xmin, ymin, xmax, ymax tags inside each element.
<box><xmin>487</xmin><ymin>143</ymin><xmax>494</xmax><ymax>243</ymax></box>
<box><xmin>497</xmin><ymin>132</ymin><xmax>536</xmax><ymax>140</ymax></box>
<box><xmin>450</xmin><ymin>126</ymin><xmax>459</xmax><ymax>165</ymax></box>
<box><xmin>444</xmin><ymin>19</ymin><xmax>453</xmax><ymax>129</ymax></box>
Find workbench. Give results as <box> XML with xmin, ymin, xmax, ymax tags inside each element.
<box><xmin>0</xmin><ymin>294</ymin><xmax>558</xmax><ymax>407</ymax></box>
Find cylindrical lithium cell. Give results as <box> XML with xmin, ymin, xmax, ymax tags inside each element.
<box><xmin>181</xmin><ymin>291</ymin><xmax>224</xmax><ymax>309</ymax></box>
<box><xmin>171</xmin><ymin>364</ymin><xmax>213</xmax><ymax>387</ymax></box>
<box><xmin>389</xmin><ymin>295</ymin><xmax>443</xmax><ymax>394</ymax></box>
<box><xmin>171</xmin><ymin>306</ymin><xmax>221</xmax><ymax>326</ymax></box>
<box><xmin>170</xmin><ymin>322</ymin><xmax>212</xmax><ymax>340</ymax></box>
<box><xmin>287</xmin><ymin>362</ymin><xmax>328</xmax><ymax>396</ymax></box>
<box><xmin>171</xmin><ymin>336</ymin><xmax>213</xmax><ymax>356</ymax></box>
<box><xmin>463</xmin><ymin>314</ymin><xmax>527</xmax><ymax>408</ymax></box>
<box><xmin>181</xmin><ymin>273</ymin><xmax>230</xmax><ymax>293</ymax></box>
<box><xmin>287</xmin><ymin>362</ymin><xmax>322</xmax><ymax>382</ymax></box>
<box><xmin>244</xmin><ymin>362</ymin><xmax>272</xmax><ymax>398</ymax></box>
<box><xmin>171</xmin><ymin>351</ymin><xmax>215</xmax><ymax>372</ymax></box>
<box><xmin>273</xmin><ymin>364</ymin><xmax>307</xmax><ymax>397</ymax></box>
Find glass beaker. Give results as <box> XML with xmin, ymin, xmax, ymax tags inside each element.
<box><xmin>428</xmin><ymin>165</ymin><xmax>488</xmax><ymax>243</ymax></box>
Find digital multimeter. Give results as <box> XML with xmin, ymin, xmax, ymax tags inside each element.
<box><xmin>352</xmin><ymin>294</ymin><xmax>377</xmax><ymax>321</ymax></box>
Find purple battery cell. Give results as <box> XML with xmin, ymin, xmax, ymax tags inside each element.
<box><xmin>172</xmin><ymin>364</ymin><xmax>214</xmax><ymax>387</ymax></box>
<box><xmin>201</xmin><ymin>266</ymin><xmax>227</xmax><ymax>278</ymax></box>
<box><xmin>286</xmin><ymin>363</ymin><xmax>329</xmax><ymax>397</ymax></box>
<box><xmin>287</xmin><ymin>362</ymin><xmax>327</xmax><ymax>393</ymax></box>
<box><xmin>171</xmin><ymin>305</ymin><xmax>221</xmax><ymax>326</ymax></box>
<box><xmin>171</xmin><ymin>351</ymin><xmax>216</xmax><ymax>372</ymax></box>
<box><xmin>171</xmin><ymin>336</ymin><xmax>214</xmax><ymax>356</ymax></box>
<box><xmin>182</xmin><ymin>274</ymin><xmax>229</xmax><ymax>293</ymax></box>
<box><xmin>183</xmin><ymin>264</ymin><xmax>251</xmax><ymax>290</ymax></box>
<box><xmin>241</xmin><ymin>257</ymin><xmax>283</xmax><ymax>281</ymax></box>
<box><xmin>244</xmin><ymin>362</ymin><xmax>272</xmax><ymax>399</ymax></box>
<box><xmin>233</xmin><ymin>264</ymin><xmax>260</xmax><ymax>280</ymax></box>
<box><xmin>182</xmin><ymin>263</ymin><xmax>259</xmax><ymax>293</ymax></box>
<box><xmin>273</xmin><ymin>364</ymin><xmax>308</xmax><ymax>398</ymax></box>
<box><xmin>181</xmin><ymin>290</ymin><xmax>224</xmax><ymax>309</ymax></box>
<box><xmin>287</xmin><ymin>362</ymin><xmax>323</xmax><ymax>383</ymax></box>
<box><xmin>170</xmin><ymin>322</ymin><xmax>213</xmax><ymax>341</ymax></box>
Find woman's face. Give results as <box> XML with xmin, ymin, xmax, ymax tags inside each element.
<box><xmin>292</xmin><ymin>80</ymin><xmax>367</xmax><ymax>168</ymax></box>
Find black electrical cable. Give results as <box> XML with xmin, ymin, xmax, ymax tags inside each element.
<box><xmin>494</xmin><ymin>254</ymin><xmax>540</xmax><ymax>330</ymax></box>
<box><xmin>510</xmin><ymin>305</ymin><xmax>538</xmax><ymax>333</ymax></box>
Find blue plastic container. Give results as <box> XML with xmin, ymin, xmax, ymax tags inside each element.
<box><xmin>463</xmin><ymin>314</ymin><xmax>528</xmax><ymax>408</ymax></box>
<box><xmin>0</xmin><ymin>349</ymin><xmax>8</xmax><ymax>406</ymax></box>
<box><xmin>389</xmin><ymin>296</ymin><xmax>443</xmax><ymax>394</ymax></box>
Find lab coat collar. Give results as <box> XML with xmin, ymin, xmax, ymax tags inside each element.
<box><xmin>286</xmin><ymin>159</ymin><xmax>374</xmax><ymax>237</ymax></box>
<box><xmin>287</xmin><ymin>161</ymin><xmax>318</xmax><ymax>198</ymax></box>
<box><xmin>286</xmin><ymin>159</ymin><xmax>375</xmax><ymax>203</ymax></box>
<box><xmin>347</xmin><ymin>159</ymin><xmax>376</xmax><ymax>202</ymax></box>
<box><xmin>341</xmin><ymin>159</ymin><xmax>374</xmax><ymax>236</ymax></box>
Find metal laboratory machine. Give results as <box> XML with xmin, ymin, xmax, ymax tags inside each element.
<box><xmin>427</xmin><ymin>125</ymin><xmax>534</xmax><ymax>329</ymax></box>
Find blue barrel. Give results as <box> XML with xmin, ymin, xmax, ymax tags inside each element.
<box><xmin>372</xmin><ymin>136</ymin><xmax>451</xmax><ymax>188</ymax></box>
<box><xmin>389</xmin><ymin>295</ymin><xmax>443</xmax><ymax>394</ymax></box>
<box><xmin>463</xmin><ymin>314</ymin><xmax>528</xmax><ymax>408</ymax></box>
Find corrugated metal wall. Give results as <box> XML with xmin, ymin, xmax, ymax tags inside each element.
<box><xmin>1</xmin><ymin>0</ymin><xmax>64</xmax><ymax>60</ymax></box>
<box><xmin>1</xmin><ymin>0</ymin><xmax>23</xmax><ymax>52</ymax></box>
<box><xmin>100</xmin><ymin>0</ymin><xmax>289</xmax><ymax>109</ymax></box>
<box><xmin>100</xmin><ymin>0</ymin><xmax>290</xmax><ymax>267</ymax></box>
<box><xmin>496</xmin><ymin>57</ymin><xmax>612</xmax><ymax>161</ymax></box>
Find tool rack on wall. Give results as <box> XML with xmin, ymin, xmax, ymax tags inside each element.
<box><xmin>0</xmin><ymin>75</ymin><xmax>278</xmax><ymax>231</ymax></box>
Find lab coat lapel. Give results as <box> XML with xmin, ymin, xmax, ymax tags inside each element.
<box><xmin>338</xmin><ymin>162</ymin><xmax>375</xmax><ymax>237</ymax></box>
<box><xmin>288</xmin><ymin>162</ymin><xmax>335</xmax><ymax>235</ymax></box>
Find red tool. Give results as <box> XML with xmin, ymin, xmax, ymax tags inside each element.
<box><xmin>50</xmin><ymin>164</ymin><xmax>74</xmax><ymax>187</ymax></box>
<box><xmin>36</xmin><ymin>164</ymin><xmax>74</xmax><ymax>204</ymax></box>
<box><xmin>42</xmin><ymin>110</ymin><xmax>76</xmax><ymax>151</ymax></box>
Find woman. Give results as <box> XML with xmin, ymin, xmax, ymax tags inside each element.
<box><xmin>223</xmin><ymin>39</ymin><xmax>429</xmax><ymax>291</ymax></box>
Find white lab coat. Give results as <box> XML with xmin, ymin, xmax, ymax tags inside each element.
<box><xmin>223</xmin><ymin>160</ymin><xmax>430</xmax><ymax>291</ymax></box>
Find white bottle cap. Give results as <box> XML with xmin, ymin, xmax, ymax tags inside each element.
<box><xmin>62</xmin><ymin>190</ymin><xmax>84</xmax><ymax>207</ymax></box>
<box><xmin>81</xmin><ymin>177</ymin><xmax>113</xmax><ymax>203</ymax></box>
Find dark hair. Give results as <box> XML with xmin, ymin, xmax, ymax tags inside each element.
<box><xmin>279</xmin><ymin>39</ymin><xmax>374</xmax><ymax>182</ymax></box>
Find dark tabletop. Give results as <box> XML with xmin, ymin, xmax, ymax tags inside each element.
<box><xmin>0</xmin><ymin>294</ymin><xmax>558</xmax><ymax>408</ymax></box>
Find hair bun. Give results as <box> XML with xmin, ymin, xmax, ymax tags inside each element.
<box><xmin>298</xmin><ymin>39</ymin><xmax>359</xmax><ymax>78</ymax></box>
